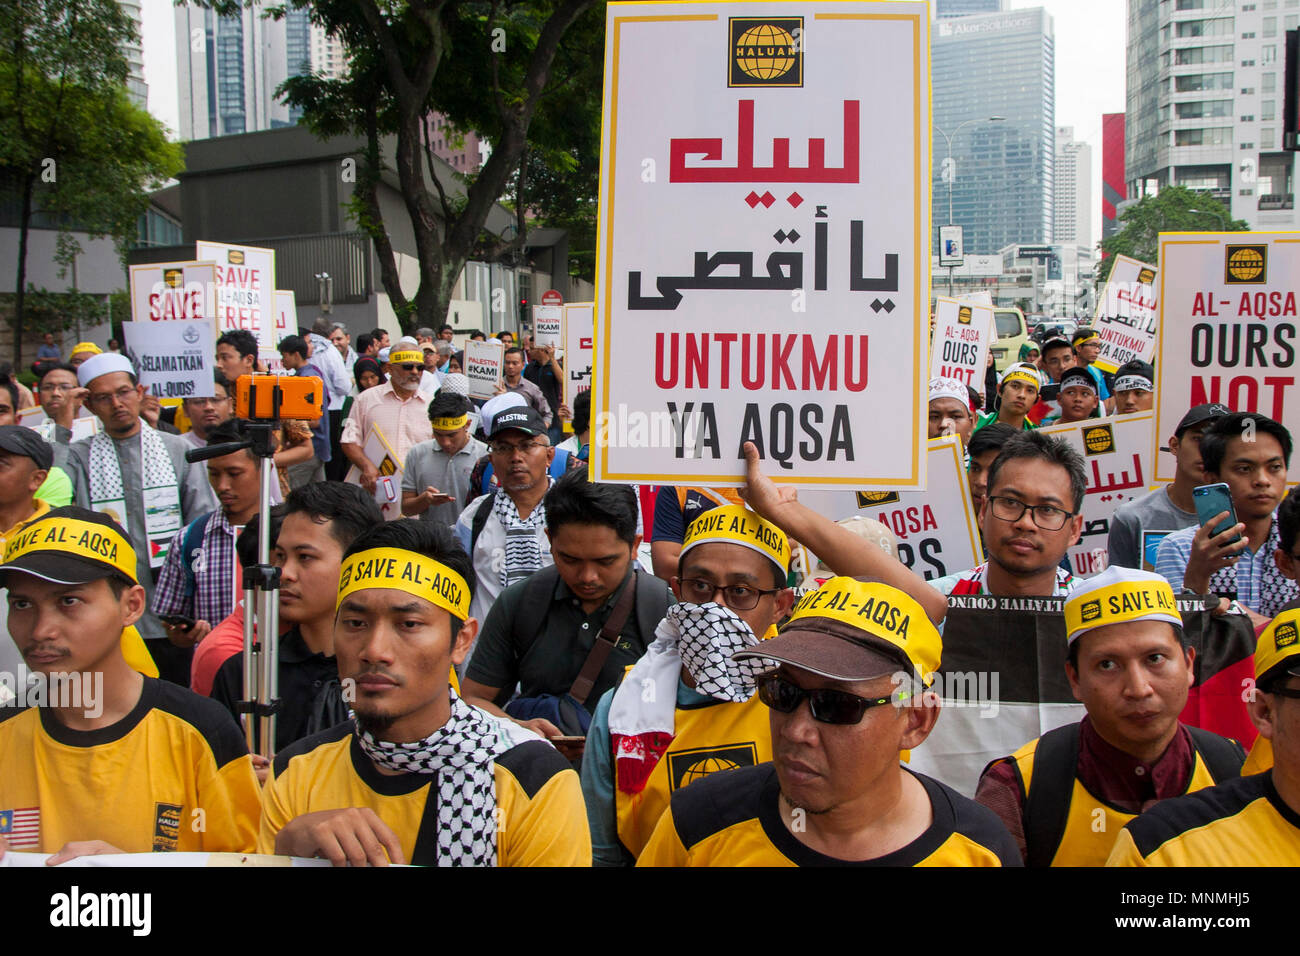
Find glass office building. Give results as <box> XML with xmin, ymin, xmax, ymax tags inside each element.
<box><xmin>931</xmin><ymin>8</ymin><xmax>1056</xmax><ymax>255</ymax></box>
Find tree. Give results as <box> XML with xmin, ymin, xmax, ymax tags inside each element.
<box><xmin>246</xmin><ymin>0</ymin><xmax>602</xmax><ymax>332</ymax></box>
<box><xmin>1097</xmin><ymin>185</ymin><xmax>1248</xmax><ymax>285</ymax></box>
<box><xmin>0</xmin><ymin>0</ymin><xmax>183</xmax><ymax>363</ymax></box>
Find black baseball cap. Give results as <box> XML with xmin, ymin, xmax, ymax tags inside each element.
<box><xmin>487</xmin><ymin>406</ymin><xmax>547</xmax><ymax>439</ymax></box>
<box><xmin>1175</xmin><ymin>403</ymin><xmax>1232</xmax><ymax>437</ymax></box>
<box><xmin>0</xmin><ymin>425</ymin><xmax>53</xmax><ymax>470</ymax></box>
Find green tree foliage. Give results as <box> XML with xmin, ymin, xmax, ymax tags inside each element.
<box><xmin>0</xmin><ymin>0</ymin><xmax>182</xmax><ymax>362</ymax></box>
<box><xmin>1097</xmin><ymin>186</ymin><xmax>1248</xmax><ymax>285</ymax></box>
<box><xmin>244</xmin><ymin>0</ymin><xmax>601</xmax><ymax>331</ymax></box>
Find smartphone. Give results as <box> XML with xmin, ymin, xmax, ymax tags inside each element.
<box><xmin>1193</xmin><ymin>483</ymin><xmax>1243</xmax><ymax>545</ymax></box>
<box><xmin>1039</xmin><ymin>383</ymin><xmax>1060</xmax><ymax>402</ymax></box>
<box><xmin>548</xmin><ymin>736</ymin><xmax>586</xmax><ymax>744</ymax></box>
<box><xmin>159</xmin><ymin>614</ymin><xmax>195</xmax><ymax>632</ymax></box>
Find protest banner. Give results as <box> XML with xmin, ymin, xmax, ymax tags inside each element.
<box><xmin>562</xmin><ymin>302</ymin><xmax>594</xmax><ymax>433</ymax></box>
<box><xmin>533</xmin><ymin>305</ymin><xmax>563</xmax><ymax>349</ymax></box>
<box><xmin>798</xmin><ymin>435</ymin><xmax>981</xmax><ymax>580</ymax></box>
<box><xmin>122</xmin><ymin>318</ymin><xmax>217</xmax><ymax>399</ymax></box>
<box><xmin>465</xmin><ymin>338</ymin><xmax>504</xmax><ymax>400</ymax></box>
<box><xmin>1092</xmin><ymin>253</ymin><xmax>1157</xmax><ymax>373</ymax></box>
<box><xmin>274</xmin><ymin>290</ymin><xmax>298</xmax><ymax>341</ymax></box>
<box><xmin>1037</xmin><ymin>412</ymin><xmax>1154</xmax><ymax>576</ymax></box>
<box><xmin>195</xmin><ymin>240</ymin><xmax>278</xmax><ymax>357</ymax></box>
<box><xmin>128</xmin><ymin>262</ymin><xmax>217</xmax><ymax>328</ymax></box>
<box><xmin>17</xmin><ymin>404</ymin><xmax>99</xmax><ymax>442</ymax></box>
<box><xmin>929</xmin><ymin>295</ymin><xmax>993</xmax><ymax>388</ymax></box>
<box><xmin>594</xmin><ymin>3</ymin><xmax>930</xmax><ymax>489</ymax></box>
<box><xmin>346</xmin><ymin>423</ymin><xmax>404</xmax><ymax>520</ymax></box>
<box><xmin>1156</xmin><ymin>233</ymin><xmax>1300</xmax><ymax>482</ymax></box>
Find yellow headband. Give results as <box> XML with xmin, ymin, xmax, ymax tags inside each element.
<box><xmin>388</xmin><ymin>350</ymin><xmax>424</xmax><ymax>365</ymax></box>
<box><xmin>1001</xmin><ymin>369</ymin><xmax>1040</xmax><ymax>390</ymax></box>
<box><xmin>71</xmin><ymin>342</ymin><xmax>102</xmax><ymax>357</ymax></box>
<box><xmin>787</xmin><ymin>577</ymin><xmax>941</xmax><ymax>681</ymax></box>
<box><xmin>680</xmin><ymin>504</ymin><xmax>790</xmax><ymax>576</ymax></box>
<box><xmin>1064</xmin><ymin>578</ymin><xmax>1180</xmax><ymax>644</ymax></box>
<box><xmin>337</xmin><ymin>548</ymin><xmax>472</xmax><ymax>620</ymax></box>
<box><xmin>431</xmin><ymin>414</ymin><xmax>469</xmax><ymax>432</ymax></box>
<box><xmin>4</xmin><ymin>517</ymin><xmax>137</xmax><ymax>583</ymax></box>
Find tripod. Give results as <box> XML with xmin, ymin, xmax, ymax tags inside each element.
<box><xmin>185</xmin><ymin>397</ymin><xmax>286</xmax><ymax>760</ymax></box>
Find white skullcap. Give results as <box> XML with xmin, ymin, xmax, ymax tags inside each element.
<box><xmin>378</xmin><ymin>347</ymin><xmax>391</xmax><ymax>362</ymax></box>
<box><xmin>76</xmin><ymin>352</ymin><xmax>135</xmax><ymax>387</ymax></box>
<box><xmin>439</xmin><ymin>372</ymin><xmax>469</xmax><ymax>398</ymax></box>
<box><xmin>928</xmin><ymin>377</ymin><xmax>969</xmax><ymax>407</ymax></box>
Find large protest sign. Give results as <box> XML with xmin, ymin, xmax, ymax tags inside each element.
<box><xmin>910</xmin><ymin>594</ymin><xmax>1252</xmax><ymax>797</ymax></box>
<box><xmin>195</xmin><ymin>240</ymin><xmax>278</xmax><ymax>357</ymax></box>
<box><xmin>798</xmin><ymin>435</ymin><xmax>981</xmax><ymax>580</ymax></box>
<box><xmin>1092</xmin><ymin>253</ymin><xmax>1157</xmax><ymax>373</ymax></box>
<box><xmin>533</xmin><ymin>305</ymin><xmax>563</xmax><ymax>349</ymax></box>
<box><xmin>1037</xmin><ymin>412</ymin><xmax>1154</xmax><ymax>577</ymax></box>
<box><xmin>594</xmin><ymin>3</ymin><xmax>930</xmax><ymax>489</ymax></box>
<box><xmin>563</xmin><ymin>302</ymin><xmax>595</xmax><ymax>434</ymax></box>
<box><xmin>464</xmin><ymin>338</ymin><xmax>504</xmax><ymax>400</ymax></box>
<box><xmin>122</xmin><ymin>318</ymin><xmax>217</xmax><ymax>399</ymax></box>
<box><xmin>128</xmin><ymin>262</ymin><xmax>217</xmax><ymax>328</ymax></box>
<box><xmin>929</xmin><ymin>295</ymin><xmax>993</xmax><ymax>388</ymax></box>
<box><xmin>1156</xmin><ymin>233</ymin><xmax>1300</xmax><ymax>482</ymax></box>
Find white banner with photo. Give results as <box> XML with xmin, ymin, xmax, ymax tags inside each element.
<box><xmin>1093</xmin><ymin>253</ymin><xmax>1157</xmax><ymax>374</ymax></box>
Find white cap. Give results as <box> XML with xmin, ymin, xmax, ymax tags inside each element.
<box><xmin>76</xmin><ymin>352</ymin><xmax>135</xmax><ymax>387</ymax></box>
<box><xmin>378</xmin><ymin>347</ymin><xmax>391</xmax><ymax>362</ymax></box>
<box><xmin>439</xmin><ymin>372</ymin><xmax>469</xmax><ymax>398</ymax></box>
<box><xmin>1063</xmin><ymin>565</ymin><xmax>1181</xmax><ymax>645</ymax></box>
<box><xmin>478</xmin><ymin>392</ymin><xmax>527</xmax><ymax>434</ymax></box>
<box><xmin>928</xmin><ymin>377</ymin><xmax>969</xmax><ymax>407</ymax></box>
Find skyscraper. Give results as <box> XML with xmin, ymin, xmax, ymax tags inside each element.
<box><xmin>931</xmin><ymin>8</ymin><xmax>1056</xmax><ymax>255</ymax></box>
<box><xmin>935</xmin><ymin>0</ymin><xmax>1005</xmax><ymax>19</ymax></box>
<box><xmin>1125</xmin><ymin>0</ymin><xmax>1297</xmax><ymax>229</ymax></box>
<box><xmin>1054</xmin><ymin>126</ymin><xmax>1092</xmax><ymax>247</ymax></box>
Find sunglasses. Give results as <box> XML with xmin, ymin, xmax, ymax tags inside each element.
<box><xmin>757</xmin><ymin>674</ymin><xmax>905</xmax><ymax>725</ymax></box>
<box><xmin>397</xmin><ymin>363</ymin><xmax>423</xmax><ymax>371</ymax></box>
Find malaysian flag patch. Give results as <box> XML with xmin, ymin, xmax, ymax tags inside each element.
<box><xmin>0</xmin><ymin>807</ymin><xmax>40</xmax><ymax>849</ymax></box>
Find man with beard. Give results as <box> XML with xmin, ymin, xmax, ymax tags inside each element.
<box><xmin>637</xmin><ymin>575</ymin><xmax>1019</xmax><ymax>866</ymax></box>
<box><xmin>929</xmin><ymin>430</ymin><xmax>1086</xmax><ymax>597</ymax></box>
<box><xmin>581</xmin><ymin>505</ymin><xmax>794</xmax><ymax>865</ymax></box>
<box><xmin>257</xmin><ymin>520</ymin><xmax>590</xmax><ymax>866</ymax></box>
<box><xmin>341</xmin><ymin>347</ymin><xmax>433</xmax><ymax>494</ymax></box>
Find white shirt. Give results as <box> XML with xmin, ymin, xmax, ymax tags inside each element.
<box><xmin>455</xmin><ymin>489</ymin><xmax>554</xmax><ymax>625</ymax></box>
<box><xmin>308</xmin><ymin>332</ymin><xmax>353</xmax><ymax>411</ymax></box>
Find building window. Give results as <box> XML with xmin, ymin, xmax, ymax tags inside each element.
<box><xmin>1264</xmin><ymin>100</ymin><xmax>1277</xmax><ymax>120</ymax></box>
<box><xmin>1288</xmin><ymin>15</ymin><xmax>1299</xmax><ymax>29</ymax></box>
<box><xmin>1242</xmin><ymin>60</ymin><xmax>1257</xmax><ymax>66</ymax></box>
<box><xmin>1175</xmin><ymin>127</ymin><xmax>1234</xmax><ymax>146</ymax></box>
<box><xmin>1241</xmin><ymin>188</ymin><xmax>1255</xmax><ymax>195</ymax></box>
<box><xmin>1175</xmin><ymin>72</ymin><xmax>1235</xmax><ymax>92</ymax></box>
<box><xmin>1242</xmin><ymin>87</ymin><xmax>1257</xmax><ymax>94</ymax></box>
<box><xmin>1175</xmin><ymin>18</ymin><xmax>1235</xmax><ymax>38</ymax></box>
<box><xmin>1264</xmin><ymin>72</ymin><xmax>1278</xmax><ymax>92</ymax></box>
<box><xmin>1263</xmin><ymin>45</ymin><xmax>1278</xmax><ymax>64</ymax></box>
<box><xmin>1263</xmin><ymin>129</ymin><xmax>1277</xmax><ymax>148</ymax></box>
<box><xmin>1242</xmin><ymin>115</ymin><xmax>1256</xmax><ymax>122</ymax></box>
<box><xmin>1241</xmin><ymin>142</ymin><xmax>1256</xmax><ymax>149</ymax></box>
<box><xmin>1264</xmin><ymin>16</ymin><xmax>1278</xmax><ymax>36</ymax></box>
<box><xmin>1243</xmin><ymin>32</ymin><xmax>1256</xmax><ymax>39</ymax></box>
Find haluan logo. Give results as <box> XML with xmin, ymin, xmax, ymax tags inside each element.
<box><xmin>957</xmin><ymin>305</ymin><xmax>973</xmax><ymax>325</ymax></box>
<box><xmin>1276</xmin><ymin>621</ymin><xmax>1298</xmax><ymax>649</ymax></box>
<box><xmin>1136</xmin><ymin>267</ymin><xmax>1155</xmax><ymax>285</ymax></box>
<box><xmin>227</xmin><ymin>249</ymin><xmax>245</xmax><ymax>265</ymax></box>
<box><xmin>1082</xmin><ymin>424</ymin><xmax>1114</xmax><ymax>455</ymax></box>
<box><xmin>1224</xmin><ymin>245</ymin><xmax>1267</xmax><ymax>284</ymax></box>
<box><xmin>729</xmin><ymin>17</ymin><xmax>803</xmax><ymax>88</ymax></box>
<box><xmin>163</xmin><ymin>269</ymin><xmax>183</xmax><ymax>288</ymax></box>
<box><xmin>50</xmin><ymin>886</ymin><xmax>152</xmax><ymax>936</ymax></box>
<box><xmin>856</xmin><ymin>491</ymin><xmax>900</xmax><ymax>508</ymax></box>
<box><xmin>1080</xmin><ymin>599</ymin><xmax>1102</xmax><ymax>623</ymax></box>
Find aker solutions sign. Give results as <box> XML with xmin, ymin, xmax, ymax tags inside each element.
<box><xmin>594</xmin><ymin>3</ymin><xmax>930</xmax><ymax>489</ymax></box>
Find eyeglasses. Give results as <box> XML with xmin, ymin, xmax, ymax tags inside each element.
<box><xmin>987</xmin><ymin>495</ymin><xmax>1074</xmax><ymax>531</ymax></box>
<box><xmin>489</xmin><ymin>439</ymin><xmax>547</xmax><ymax>455</ymax></box>
<box><xmin>39</xmin><ymin>383</ymin><xmax>75</xmax><ymax>393</ymax></box>
<box><xmin>678</xmin><ymin>578</ymin><xmax>781</xmax><ymax>611</ymax></box>
<box><xmin>87</xmin><ymin>386</ymin><xmax>137</xmax><ymax>407</ymax></box>
<box><xmin>397</xmin><ymin>363</ymin><xmax>423</xmax><ymax>371</ymax></box>
<box><xmin>757</xmin><ymin>674</ymin><xmax>902</xmax><ymax>725</ymax></box>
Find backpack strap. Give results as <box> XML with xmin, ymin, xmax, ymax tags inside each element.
<box><xmin>1186</xmin><ymin>726</ymin><xmax>1246</xmax><ymax>783</ymax></box>
<box><xmin>567</xmin><ymin>569</ymin><xmax>639</xmax><ymax>707</ymax></box>
<box><xmin>469</xmin><ymin>490</ymin><xmax>497</xmax><ymax>557</ymax></box>
<box><xmin>180</xmin><ymin>511</ymin><xmax>214</xmax><ymax>602</ymax></box>
<box><xmin>1022</xmin><ymin>722</ymin><xmax>1082</xmax><ymax>869</ymax></box>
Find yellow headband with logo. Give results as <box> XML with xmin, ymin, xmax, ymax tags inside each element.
<box><xmin>3</xmin><ymin>517</ymin><xmax>137</xmax><ymax>583</ymax></box>
<box><xmin>1001</xmin><ymin>368</ymin><xmax>1040</xmax><ymax>390</ymax></box>
<box><xmin>431</xmin><ymin>414</ymin><xmax>469</xmax><ymax>432</ymax></box>
<box><xmin>1064</xmin><ymin>577</ymin><xmax>1180</xmax><ymax>644</ymax></box>
<box><xmin>388</xmin><ymin>349</ymin><xmax>424</xmax><ymax>365</ymax></box>
<box><xmin>337</xmin><ymin>548</ymin><xmax>472</xmax><ymax>620</ymax></box>
<box><xmin>680</xmin><ymin>504</ymin><xmax>789</xmax><ymax>576</ymax></box>
<box><xmin>1256</xmin><ymin>608</ymin><xmax>1300</xmax><ymax>681</ymax></box>
<box><xmin>786</xmin><ymin>577</ymin><xmax>941</xmax><ymax>681</ymax></box>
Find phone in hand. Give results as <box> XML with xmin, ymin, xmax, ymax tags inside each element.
<box><xmin>1193</xmin><ymin>483</ymin><xmax>1243</xmax><ymax>546</ymax></box>
<box><xmin>159</xmin><ymin>614</ymin><xmax>195</xmax><ymax>632</ymax></box>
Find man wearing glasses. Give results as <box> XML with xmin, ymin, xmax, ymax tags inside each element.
<box><xmin>179</xmin><ymin>372</ymin><xmax>234</xmax><ymax>450</ymax></box>
<box><xmin>340</xmin><ymin>347</ymin><xmax>434</xmax><ymax>494</ymax></box>
<box><xmin>455</xmin><ymin>407</ymin><xmax>557</xmax><ymax>624</ymax></box>
<box><xmin>581</xmin><ymin>503</ymin><xmax>794</xmax><ymax>865</ymax></box>
<box><xmin>638</xmin><ymin>575</ymin><xmax>1020</xmax><ymax>865</ymax></box>
<box><xmin>929</xmin><ymin>431</ymin><xmax>1087</xmax><ymax>598</ymax></box>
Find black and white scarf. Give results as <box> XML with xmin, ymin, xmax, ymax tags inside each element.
<box><xmin>1208</xmin><ymin>517</ymin><xmax>1296</xmax><ymax>618</ymax></box>
<box><xmin>353</xmin><ymin>690</ymin><xmax>519</xmax><ymax>867</ymax></box>
<box><xmin>493</xmin><ymin>489</ymin><xmax>546</xmax><ymax>589</ymax></box>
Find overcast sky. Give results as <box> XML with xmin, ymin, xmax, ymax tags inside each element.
<box><xmin>1009</xmin><ymin>0</ymin><xmax>1128</xmax><ymax>243</ymax></box>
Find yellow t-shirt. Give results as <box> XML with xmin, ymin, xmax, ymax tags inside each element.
<box><xmin>1106</xmin><ymin>770</ymin><xmax>1300</xmax><ymax>866</ymax></box>
<box><xmin>638</xmin><ymin>762</ymin><xmax>1021</xmax><ymax>867</ymax></box>
<box><xmin>258</xmin><ymin>722</ymin><xmax>592</xmax><ymax>866</ymax></box>
<box><xmin>0</xmin><ymin>677</ymin><xmax>260</xmax><ymax>853</ymax></box>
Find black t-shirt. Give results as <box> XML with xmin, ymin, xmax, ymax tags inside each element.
<box><xmin>523</xmin><ymin>361</ymin><xmax>562</xmax><ymax>424</ymax></box>
<box><xmin>210</xmin><ymin>626</ymin><xmax>346</xmax><ymax>752</ymax></box>
<box><xmin>464</xmin><ymin>567</ymin><xmax>673</xmax><ymax>711</ymax></box>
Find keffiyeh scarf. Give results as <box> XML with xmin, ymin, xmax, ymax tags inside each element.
<box><xmin>493</xmin><ymin>489</ymin><xmax>545</xmax><ymax>589</ymax></box>
<box><xmin>353</xmin><ymin>689</ymin><xmax>520</xmax><ymax>867</ymax></box>
<box><xmin>88</xmin><ymin>423</ymin><xmax>180</xmax><ymax>568</ymax></box>
<box><xmin>1208</xmin><ymin>518</ymin><xmax>1295</xmax><ymax>618</ymax></box>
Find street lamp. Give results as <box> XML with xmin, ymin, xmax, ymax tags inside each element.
<box><xmin>1187</xmin><ymin>207</ymin><xmax>1229</xmax><ymax>230</ymax></box>
<box><xmin>933</xmin><ymin>116</ymin><xmax>1005</xmax><ymax>295</ymax></box>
